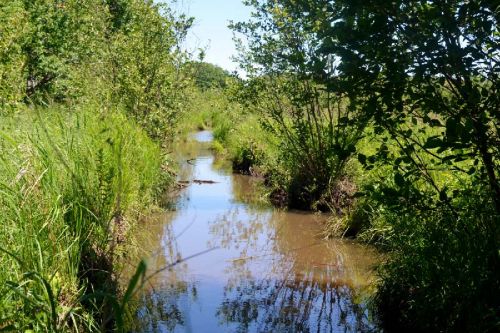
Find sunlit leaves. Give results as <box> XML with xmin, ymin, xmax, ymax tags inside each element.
<box><xmin>0</xmin><ymin>1</ymin><xmax>28</xmax><ymax>107</ymax></box>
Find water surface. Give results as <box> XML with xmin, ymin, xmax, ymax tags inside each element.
<box><xmin>132</xmin><ymin>131</ymin><xmax>380</xmax><ymax>332</ymax></box>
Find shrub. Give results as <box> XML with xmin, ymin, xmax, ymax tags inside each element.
<box><xmin>374</xmin><ymin>202</ymin><xmax>499</xmax><ymax>332</ymax></box>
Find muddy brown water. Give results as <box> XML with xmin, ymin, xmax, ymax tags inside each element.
<box><xmin>129</xmin><ymin>131</ymin><xmax>380</xmax><ymax>332</ymax></box>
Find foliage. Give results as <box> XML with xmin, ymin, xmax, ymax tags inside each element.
<box><xmin>106</xmin><ymin>0</ymin><xmax>193</xmax><ymax>141</ymax></box>
<box><xmin>0</xmin><ymin>0</ymin><xmax>192</xmax><ymax>140</ymax></box>
<box><xmin>234</xmin><ymin>0</ymin><xmax>500</xmax><ymax>331</ymax></box>
<box><xmin>266</xmin><ymin>0</ymin><xmax>500</xmax><ymax>216</ymax></box>
<box><xmin>231</xmin><ymin>3</ymin><xmax>369</xmax><ymax>210</ymax></box>
<box><xmin>187</xmin><ymin>61</ymin><xmax>231</xmax><ymax>90</ymax></box>
<box><xmin>0</xmin><ymin>0</ymin><xmax>27</xmax><ymax>108</ymax></box>
<box><xmin>20</xmin><ymin>0</ymin><xmax>110</xmax><ymax>102</ymax></box>
<box><xmin>177</xmin><ymin>86</ymin><xmax>238</xmax><ymax>134</ymax></box>
<box><xmin>0</xmin><ymin>0</ymin><xmax>189</xmax><ymax>330</ymax></box>
<box><xmin>218</xmin><ymin>114</ymin><xmax>275</xmax><ymax>175</ymax></box>
<box><xmin>374</xmin><ymin>201</ymin><xmax>498</xmax><ymax>332</ymax></box>
<box><xmin>0</xmin><ymin>107</ymin><xmax>166</xmax><ymax>331</ymax></box>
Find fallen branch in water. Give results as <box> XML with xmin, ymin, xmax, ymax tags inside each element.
<box><xmin>177</xmin><ymin>179</ymin><xmax>219</xmax><ymax>185</ymax></box>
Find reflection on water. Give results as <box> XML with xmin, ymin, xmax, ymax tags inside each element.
<box><xmin>131</xmin><ymin>131</ymin><xmax>380</xmax><ymax>332</ymax></box>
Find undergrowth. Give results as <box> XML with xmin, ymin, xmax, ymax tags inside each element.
<box><xmin>373</xmin><ymin>200</ymin><xmax>499</xmax><ymax>332</ymax></box>
<box><xmin>209</xmin><ymin>105</ymin><xmax>499</xmax><ymax>332</ymax></box>
<box><xmin>0</xmin><ymin>105</ymin><xmax>170</xmax><ymax>331</ymax></box>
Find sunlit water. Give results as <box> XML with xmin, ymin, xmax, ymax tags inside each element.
<box><xmin>129</xmin><ymin>131</ymin><xmax>380</xmax><ymax>332</ymax></box>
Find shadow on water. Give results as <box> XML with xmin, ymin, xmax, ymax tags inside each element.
<box><xmin>129</xmin><ymin>131</ymin><xmax>380</xmax><ymax>332</ymax></box>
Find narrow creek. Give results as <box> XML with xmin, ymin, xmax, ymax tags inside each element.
<box><xmin>131</xmin><ymin>131</ymin><xmax>380</xmax><ymax>332</ymax></box>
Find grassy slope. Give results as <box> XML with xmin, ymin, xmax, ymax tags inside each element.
<box><xmin>0</xmin><ymin>106</ymin><xmax>169</xmax><ymax>331</ymax></box>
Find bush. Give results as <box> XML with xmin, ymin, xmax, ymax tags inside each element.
<box><xmin>374</xmin><ymin>202</ymin><xmax>499</xmax><ymax>332</ymax></box>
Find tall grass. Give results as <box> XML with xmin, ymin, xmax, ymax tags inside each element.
<box><xmin>0</xmin><ymin>105</ymin><xmax>168</xmax><ymax>331</ymax></box>
<box><xmin>175</xmin><ymin>88</ymin><xmax>242</xmax><ymax>137</ymax></box>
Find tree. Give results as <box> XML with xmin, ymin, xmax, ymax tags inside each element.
<box><xmin>106</xmin><ymin>0</ymin><xmax>193</xmax><ymax>140</ymax></box>
<box><xmin>232</xmin><ymin>1</ymin><xmax>369</xmax><ymax>210</ymax></box>
<box><xmin>277</xmin><ymin>0</ymin><xmax>500</xmax><ymax>216</ymax></box>
<box><xmin>188</xmin><ymin>61</ymin><xmax>231</xmax><ymax>90</ymax></box>
<box><xmin>0</xmin><ymin>0</ymin><xmax>192</xmax><ymax>140</ymax></box>
<box><xmin>0</xmin><ymin>0</ymin><xmax>110</xmax><ymax>105</ymax></box>
<box><xmin>21</xmin><ymin>0</ymin><xmax>109</xmax><ymax>101</ymax></box>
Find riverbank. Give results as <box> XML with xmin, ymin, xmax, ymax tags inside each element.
<box><xmin>198</xmin><ymin>98</ymin><xmax>500</xmax><ymax>332</ymax></box>
<box><xmin>0</xmin><ymin>0</ymin><xmax>192</xmax><ymax>329</ymax></box>
<box><xmin>0</xmin><ymin>106</ymin><xmax>172</xmax><ymax>331</ymax></box>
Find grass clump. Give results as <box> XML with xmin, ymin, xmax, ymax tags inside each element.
<box><xmin>0</xmin><ymin>106</ymin><xmax>169</xmax><ymax>331</ymax></box>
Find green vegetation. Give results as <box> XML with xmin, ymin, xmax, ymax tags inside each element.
<box><xmin>187</xmin><ymin>61</ymin><xmax>231</xmax><ymax>91</ymax></box>
<box><xmin>1</xmin><ymin>0</ymin><xmax>498</xmax><ymax>331</ymax></box>
<box><xmin>0</xmin><ymin>108</ymin><xmax>170</xmax><ymax>331</ymax></box>
<box><xmin>0</xmin><ymin>0</ymin><xmax>192</xmax><ymax>139</ymax></box>
<box><xmin>0</xmin><ymin>107</ymin><xmax>167</xmax><ymax>331</ymax></box>
<box><xmin>208</xmin><ymin>1</ymin><xmax>499</xmax><ymax>331</ymax></box>
<box><xmin>0</xmin><ymin>0</ymin><xmax>188</xmax><ymax>331</ymax></box>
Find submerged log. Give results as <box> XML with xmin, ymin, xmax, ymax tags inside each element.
<box><xmin>177</xmin><ymin>179</ymin><xmax>219</xmax><ymax>185</ymax></box>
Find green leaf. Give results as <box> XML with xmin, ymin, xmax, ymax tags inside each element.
<box><xmin>394</xmin><ymin>172</ymin><xmax>405</xmax><ymax>187</ymax></box>
<box><xmin>121</xmin><ymin>259</ymin><xmax>147</xmax><ymax>310</ymax></box>
<box><xmin>358</xmin><ymin>153</ymin><xmax>367</xmax><ymax>165</ymax></box>
<box><xmin>424</xmin><ymin>136</ymin><xmax>443</xmax><ymax>149</ymax></box>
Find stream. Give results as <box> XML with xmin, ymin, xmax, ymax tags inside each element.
<box><xmin>130</xmin><ymin>131</ymin><xmax>380</xmax><ymax>332</ymax></box>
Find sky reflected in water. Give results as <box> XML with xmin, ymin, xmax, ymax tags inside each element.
<box><xmin>130</xmin><ymin>131</ymin><xmax>380</xmax><ymax>333</ymax></box>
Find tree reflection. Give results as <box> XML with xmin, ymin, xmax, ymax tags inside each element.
<box><xmin>216</xmin><ymin>272</ymin><xmax>376</xmax><ymax>333</ymax></box>
<box><xmin>210</xmin><ymin>207</ymin><xmax>378</xmax><ymax>332</ymax></box>
<box><xmin>129</xmin><ymin>135</ymin><xmax>379</xmax><ymax>332</ymax></box>
<box><xmin>133</xmin><ymin>219</ymin><xmax>197</xmax><ymax>332</ymax></box>
<box><xmin>137</xmin><ymin>281</ymin><xmax>188</xmax><ymax>332</ymax></box>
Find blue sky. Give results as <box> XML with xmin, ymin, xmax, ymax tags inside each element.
<box><xmin>172</xmin><ymin>0</ymin><xmax>252</xmax><ymax>73</ymax></box>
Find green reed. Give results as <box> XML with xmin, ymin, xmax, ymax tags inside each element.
<box><xmin>0</xmin><ymin>105</ymin><xmax>168</xmax><ymax>332</ymax></box>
